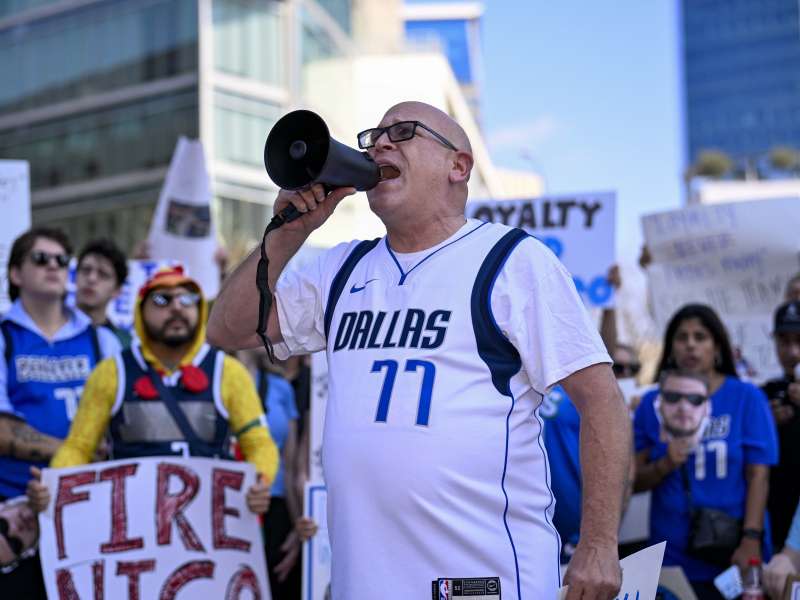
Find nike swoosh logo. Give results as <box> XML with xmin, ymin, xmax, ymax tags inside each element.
<box><xmin>350</xmin><ymin>279</ymin><xmax>378</xmax><ymax>293</ymax></box>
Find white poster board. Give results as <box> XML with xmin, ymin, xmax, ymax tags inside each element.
<box><xmin>559</xmin><ymin>542</ymin><xmax>666</xmax><ymax>600</ymax></box>
<box><xmin>468</xmin><ymin>193</ymin><xmax>617</xmax><ymax>307</ymax></box>
<box><xmin>0</xmin><ymin>160</ymin><xmax>31</xmax><ymax>314</ymax></box>
<box><xmin>148</xmin><ymin>138</ymin><xmax>220</xmax><ymax>299</ymax></box>
<box><xmin>302</xmin><ymin>484</ymin><xmax>331</xmax><ymax>600</ymax></box>
<box><xmin>642</xmin><ymin>198</ymin><xmax>800</xmax><ymax>381</ymax></box>
<box><xmin>39</xmin><ymin>457</ymin><xmax>270</xmax><ymax>599</ymax></box>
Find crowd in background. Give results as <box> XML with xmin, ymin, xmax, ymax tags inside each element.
<box><xmin>1</xmin><ymin>224</ymin><xmax>800</xmax><ymax>599</ymax></box>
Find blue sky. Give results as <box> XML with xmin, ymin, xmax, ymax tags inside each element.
<box><xmin>476</xmin><ymin>2</ymin><xmax>685</xmax><ymax>258</ymax></box>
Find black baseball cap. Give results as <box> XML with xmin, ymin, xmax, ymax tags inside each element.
<box><xmin>774</xmin><ymin>300</ymin><xmax>800</xmax><ymax>334</ymax></box>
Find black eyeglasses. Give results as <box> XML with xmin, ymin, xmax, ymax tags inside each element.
<box><xmin>0</xmin><ymin>517</ymin><xmax>23</xmax><ymax>557</ymax></box>
<box><xmin>357</xmin><ymin>121</ymin><xmax>458</xmax><ymax>151</ymax></box>
<box><xmin>29</xmin><ymin>250</ymin><xmax>70</xmax><ymax>269</ymax></box>
<box><xmin>612</xmin><ymin>362</ymin><xmax>641</xmax><ymax>378</ymax></box>
<box><xmin>149</xmin><ymin>291</ymin><xmax>200</xmax><ymax>308</ymax></box>
<box><xmin>661</xmin><ymin>391</ymin><xmax>707</xmax><ymax>407</ymax></box>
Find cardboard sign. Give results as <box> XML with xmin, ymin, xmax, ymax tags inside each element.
<box><xmin>39</xmin><ymin>457</ymin><xmax>270</xmax><ymax>599</ymax></box>
<box><xmin>642</xmin><ymin>198</ymin><xmax>800</xmax><ymax>381</ymax></box>
<box><xmin>468</xmin><ymin>193</ymin><xmax>617</xmax><ymax>308</ymax></box>
<box><xmin>301</xmin><ymin>484</ymin><xmax>331</xmax><ymax>600</ymax></box>
<box><xmin>559</xmin><ymin>542</ymin><xmax>666</xmax><ymax>600</ymax></box>
<box><xmin>148</xmin><ymin>138</ymin><xmax>220</xmax><ymax>299</ymax></box>
<box><xmin>0</xmin><ymin>160</ymin><xmax>31</xmax><ymax>314</ymax></box>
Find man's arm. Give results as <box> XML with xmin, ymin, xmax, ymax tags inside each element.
<box><xmin>0</xmin><ymin>415</ymin><xmax>61</xmax><ymax>462</ymax></box>
<box><xmin>207</xmin><ymin>185</ymin><xmax>355</xmax><ymax>351</ymax></box>
<box><xmin>561</xmin><ymin>362</ymin><xmax>629</xmax><ymax>600</ymax></box>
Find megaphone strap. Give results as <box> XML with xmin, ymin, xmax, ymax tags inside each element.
<box><xmin>255</xmin><ymin>203</ymin><xmax>304</xmax><ymax>363</ymax></box>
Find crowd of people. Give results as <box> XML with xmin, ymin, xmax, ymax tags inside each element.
<box><xmin>543</xmin><ymin>267</ymin><xmax>800</xmax><ymax>599</ymax></box>
<box><xmin>1</xmin><ymin>99</ymin><xmax>799</xmax><ymax>600</ymax></box>
<box><xmin>0</xmin><ymin>227</ymin><xmax>315</xmax><ymax>598</ymax></box>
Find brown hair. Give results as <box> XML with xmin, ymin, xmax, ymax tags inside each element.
<box><xmin>7</xmin><ymin>227</ymin><xmax>72</xmax><ymax>301</ymax></box>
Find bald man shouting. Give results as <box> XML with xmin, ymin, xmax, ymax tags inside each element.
<box><xmin>209</xmin><ymin>102</ymin><xmax>630</xmax><ymax>600</ymax></box>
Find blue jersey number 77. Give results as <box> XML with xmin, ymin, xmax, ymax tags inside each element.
<box><xmin>371</xmin><ymin>359</ymin><xmax>436</xmax><ymax>426</ymax></box>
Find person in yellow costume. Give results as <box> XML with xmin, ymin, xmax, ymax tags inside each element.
<box><xmin>27</xmin><ymin>266</ymin><xmax>278</xmax><ymax>515</ymax></box>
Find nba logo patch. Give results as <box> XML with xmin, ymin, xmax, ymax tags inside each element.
<box><xmin>432</xmin><ymin>577</ymin><xmax>500</xmax><ymax>599</ymax></box>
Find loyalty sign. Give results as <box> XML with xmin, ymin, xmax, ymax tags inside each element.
<box><xmin>38</xmin><ymin>457</ymin><xmax>270</xmax><ymax>600</ymax></box>
<box><xmin>468</xmin><ymin>193</ymin><xmax>617</xmax><ymax>308</ymax></box>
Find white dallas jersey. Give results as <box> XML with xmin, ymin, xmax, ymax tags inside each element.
<box><xmin>276</xmin><ymin>219</ymin><xmax>610</xmax><ymax>600</ymax></box>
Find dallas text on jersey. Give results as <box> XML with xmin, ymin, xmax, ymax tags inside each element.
<box><xmin>333</xmin><ymin>309</ymin><xmax>452</xmax><ymax>352</ymax></box>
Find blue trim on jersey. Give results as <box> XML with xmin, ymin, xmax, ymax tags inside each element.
<box><xmin>323</xmin><ymin>239</ymin><xmax>381</xmax><ymax>339</ymax></box>
<box><xmin>385</xmin><ymin>221</ymin><xmax>488</xmax><ymax>285</ymax></box>
<box><xmin>535</xmin><ymin>404</ymin><xmax>564</xmax><ymax>584</ymax></box>
<box><xmin>470</xmin><ymin>228</ymin><xmax>526</xmax><ymax>395</ymax></box>
<box><xmin>502</xmin><ymin>391</ymin><xmax>523</xmax><ymax>600</ymax></box>
<box><xmin>470</xmin><ymin>228</ymin><xmax>529</xmax><ymax>598</ymax></box>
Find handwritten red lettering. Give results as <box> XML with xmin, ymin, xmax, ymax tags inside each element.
<box><xmin>55</xmin><ymin>470</ymin><xmax>97</xmax><ymax>560</ymax></box>
<box><xmin>99</xmin><ymin>464</ymin><xmax>144</xmax><ymax>553</ymax></box>
<box><xmin>116</xmin><ymin>559</ymin><xmax>156</xmax><ymax>600</ymax></box>
<box><xmin>155</xmin><ymin>463</ymin><xmax>204</xmax><ymax>551</ymax></box>
<box><xmin>158</xmin><ymin>560</ymin><xmax>215</xmax><ymax>600</ymax></box>
<box><xmin>225</xmin><ymin>565</ymin><xmax>262</xmax><ymax>600</ymax></box>
<box><xmin>56</xmin><ymin>567</ymin><xmax>80</xmax><ymax>600</ymax></box>
<box><xmin>212</xmin><ymin>468</ymin><xmax>250</xmax><ymax>551</ymax></box>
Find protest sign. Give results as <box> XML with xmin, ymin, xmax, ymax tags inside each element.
<box><xmin>39</xmin><ymin>456</ymin><xmax>270</xmax><ymax>599</ymax></box>
<box><xmin>642</xmin><ymin>198</ymin><xmax>800</xmax><ymax>381</ymax></box>
<box><xmin>302</xmin><ymin>483</ymin><xmax>331</xmax><ymax>600</ymax></box>
<box><xmin>148</xmin><ymin>138</ymin><xmax>220</xmax><ymax>299</ymax></box>
<box><xmin>468</xmin><ymin>193</ymin><xmax>617</xmax><ymax>308</ymax></box>
<box><xmin>559</xmin><ymin>541</ymin><xmax>666</xmax><ymax>600</ymax></box>
<box><xmin>0</xmin><ymin>160</ymin><xmax>31</xmax><ymax>314</ymax></box>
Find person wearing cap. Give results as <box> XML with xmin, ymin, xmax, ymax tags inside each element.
<box><xmin>763</xmin><ymin>300</ymin><xmax>800</xmax><ymax>551</ymax></box>
<box><xmin>26</xmin><ymin>266</ymin><xmax>279</xmax><ymax>517</ymax></box>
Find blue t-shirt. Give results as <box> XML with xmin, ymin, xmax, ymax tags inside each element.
<box><xmin>542</xmin><ymin>386</ymin><xmax>582</xmax><ymax>550</ymax></box>
<box><xmin>258</xmin><ymin>371</ymin><xmax>298</xmax><ymax>498</ymax></box>
<box><xmin>634</xmin><ymin>377</ymin><xmax>778</xmax><ymax>582</ymax></box>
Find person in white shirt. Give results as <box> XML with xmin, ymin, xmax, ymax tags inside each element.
<box><xmin>209</xmin><ymin>101</ymin><xmax>630</xmax><ymax>600</ymax></box>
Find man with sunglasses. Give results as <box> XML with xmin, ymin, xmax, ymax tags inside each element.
<box><xmin>27</xmin><ymin>267</ymin><xmax>278</xmax><ymax>525</ymax></box>
<box><xmin>0</xmin><ymin>227</ymin><xmax>121</xmax><ymax>598</ymax></box>
<box><xmin>210</xmin><ymin>101</ymin><xmax>630</xmax><ymax>600</ymax></box>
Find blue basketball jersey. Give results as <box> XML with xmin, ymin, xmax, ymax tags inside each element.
<box><xmin>0</xmin><ymin>304</ymin><xmax>104</xmax><ymax>497</ymax></box>
<box><xmin>634</xmin><ymin>377</ymin><xmax>778</xmax><ymax>581</ymax></box>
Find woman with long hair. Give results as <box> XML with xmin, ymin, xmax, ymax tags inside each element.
<box><xmin>633</xmin><ymin>304</ymin><xmax>778</xmax><ymax>599</ymax></box>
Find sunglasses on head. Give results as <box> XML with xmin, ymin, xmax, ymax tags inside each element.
<box><xmin>661</xmin><ymin>391</ymin><xmax>707</xmax><ymax>407</ymax></box>
<box><xmin>612</xmin><ymin>362</ymin><xmax>641</xmax><ymax>377</ymax></box>
<box><xmin>149</xmin><ymin>291</ymin><xmax>200</xmax><ymax>308</ymax></box>
<box><xmin>29</xmin><ymin>250</ymin><xmax>70</xmax><ymax>269</ymax></box>
<box><xmin>0</xmin><ymin>517</ymin><xmax>23</xmax><ymax>557</ymax></box>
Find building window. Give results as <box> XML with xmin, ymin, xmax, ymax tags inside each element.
<box><xmin>313</xmin><ymin>0</ymin><xmax>351</xmax><ymax>34</ymax></box>
<box><xmin>213</xmin><ymin>91</ymin><xmax>281</xmax><ymax>167</ymax></box>
<box><xmin>213</xmin><ymin>0</ymin><xmax>284</xmax><ymax>85</ymax></box>
<box><xmin>0</xmin><ymin>0</ymin><xmax>198</xmax><ymax>115</ymax></box>
<box><xmin>216</xmin><ymin>195</ymin><xmax>271</xmax><ymax>245</ymax></box>
<box><xmin>0</xmin><ymin>89</ymin><xmax>199</xmax><ymax>190</ymax></box>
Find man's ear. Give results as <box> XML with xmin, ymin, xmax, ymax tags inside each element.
<box><xmin>8</xmin><ymin>265</ymin><xmax>22</xmax><ymax>288</ymax></box>
<box><xmin>449</xmin><ymin>151</ymin><xmax>474</xmax><ymax>184</ymax></box>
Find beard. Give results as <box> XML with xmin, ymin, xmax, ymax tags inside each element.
<box><xmin>145</xmin><ymin>317</ymin><xmax>197</xmax><ymax>347</ymax></box>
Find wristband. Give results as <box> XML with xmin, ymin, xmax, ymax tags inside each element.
<box><xmin>741</xmin><ymin>528</ymin><xmax>763</xmax><ymax>541</ymax></box>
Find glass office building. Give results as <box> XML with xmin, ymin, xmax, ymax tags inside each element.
<box><xmin>683</xmin><ymin>0</ymin><xmax>800</xmax><ymax>164</ymax></box>
<box><xmin>0</xmin><ymin>0</ymin><xmax>353</xmax><ymax>250</ymax></box>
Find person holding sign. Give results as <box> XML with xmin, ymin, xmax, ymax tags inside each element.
<box><xmin>27</xmin><ymin>266</ymin><xmax>278</xmax><ymax>517</ymax></box>
<box><xmin>765</xmin><ymin>501</ymin><xmax>800</xmax><ymax>599</ymax></box>
<box><xmin>208</xmin><ymin>101</ymin><xmax>630</xmax><ymax>600</ymax></box>
<box><xmin>0</xmin><ymin>227</ymin><xmax>121</xmax><ymax>599</ymax></box>
<box><xmin>634</xmin><ymin>304</ymin><xmax>778</xmax><ymax>598</ymax></box>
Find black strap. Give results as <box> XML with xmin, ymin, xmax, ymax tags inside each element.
<box><xmin>681</xmin><ymin>463</ymin><xmax>694</xmax><ymax>510</ymax></box>
<box><xmin>255</xmin><ymin>205</ymin><xmax>303</xmax><ymax>363</ymax></box>
<box><xmin>0</xmin><ymin>322</ymin><xmax>12</xmax><ymax>365</ymax></box>
<box><xmin>258</xmin><ymin>368</ymin><xmax>270</xmax><ymax>415</ymax></box>
<box><xmin>89</xmin><ymin>326</ymin><xmax>101</xmax><ymax>361</ymax></box>
<box><xmin>146</xmin><ymin>367</ymin><xmax>205</xmax><ymax>447</ymax></box>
